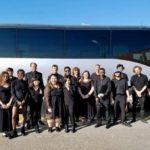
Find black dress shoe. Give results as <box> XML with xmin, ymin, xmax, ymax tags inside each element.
<box><xmin>38</xmin><ymin>120</ymin><xmax>45</xmax><ymax>125</ymax></box>
<box><xmin>121</xmin><ymin>122</ymin><xmax>132</xmax><ymax>127</ymax></box>
<box><xmin>56</xmin><ymin>127</ymin><xmax>61</xmax><ymax>132</ymax></box>
<box><xmin>35</xmin><ymin>128</ymin><xmax>41</xmax><ymax>133</ymax></box>
<box><xmin>21</xmin><ymin>126</ymin><xmax>26</xmax><ymax>136</ymax></box>
<box><xmin>9</xmin><ymin>130</ymin><xmax>18</xmax><ymax>139</ymax></box>
<box><xmin>48</xmin><ymin>127</ymin><xmax>53</xmax><ymax>133</ymax></box>
<box><xmin>95</xmin><ymin>124</ymin><xmax>101</xmax><ymax>128</ymax></box>
<box><xmin>71</xmin><ymin>127</ymin><xmax>76</xmax><ymax>133</ymax></box>
<box><xmin>129</xmin><ymin>119</ymin><xmax>136</xmax><ymax>123</ymax></box>
<box><xmin>106</xmin><ymin>124</ymin><xmax>111</xmax><ymax>129</ymax></box>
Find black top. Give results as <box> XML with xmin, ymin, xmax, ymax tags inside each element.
<box><xmin>131</xmin><ymin>74</ymin><xmax>148</xmax><ymax>91</ymax></box>
<box><xmin>91</xmin><ymin>73</ymin><xmax>99</xmax><ymax>83</ymax></box>
<box><xmin>122</xmin><ymin>73</ymin><xmax>129</xmax><ymax>82</ymax></box>
<box><xmin>29</xmin><ymin>87</ymin><xmax>43</xmax><ymax>103</ymax></box>
<box><xmin>112</xmin><ymin>78</ymin><xmax>128</xmax><ymax>96</ymax></box>
<box><xmin>11</xmin><ymin>79</ymin><xmax>28</xmax><ymax>102</ymax></box>
<box><xmin>94</xmin><ymin>76</ymin><xmax>111</xmax><ymax>98</ymax></box>
<box><xmin>64</xmin><ymin>75</ymin><xmax>76</xmax><ymax>86</ymax></box>
<box><xmin>79</xmin><ymin>80</ymin><xmax>93</xmax><ymax>95</ymax></box>
<box><xmin>47</xmin><ymin>73</ymin><xmax>64</xmax><ymax>85</ymax></box>
<box><xmin>9</xmin><ymin>76</ymin><xmax>17</xmax><ymax>82</ymax></box>
<box><xmin>25</xmin><ymin>71</ymin><xmax>44</xmax><ymax>89</ymax></box>
<box><xmin>0</xmin><ymin>86</ymin><xmax>11</xmax><ymax>104</ymax></box>
<box><xmin>63</xmin><ymin>86</ymin><xmax>75</xmax><ymax>105</ymax></box>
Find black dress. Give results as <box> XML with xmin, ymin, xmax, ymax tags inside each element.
<box><xmin>48</xmin><ymin>87</ymin><xmax>64</xmax><ymax>118</ymax></box>
<box><xmin>79</xmin><ymin>81</ymin><xmax>95</xmax><ymax>119</ymax></box>
<box><xmin>0</xmin><ymin>86</ymin><xmax>12</xmax><ymax>132</ymax></box>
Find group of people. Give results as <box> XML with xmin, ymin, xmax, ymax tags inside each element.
<box><xmin>0</xmin><ymin>62</ymin><xmax>149</xmax><ymax>139</ymax></box>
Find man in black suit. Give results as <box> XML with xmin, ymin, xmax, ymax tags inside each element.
<box><xmin>25</xmin><ymin>62</ymin><xmax>45</xmax><ymax>127</ymax></box>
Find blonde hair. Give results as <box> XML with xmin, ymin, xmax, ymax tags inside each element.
<box><xmin>0</xmin><ymin>71</ymin><xmax>10</xmax><ymax>86</ymax></box>
<box><xmin>72</xmin><ymin>67</ymin><xmax>80</xmax><ymax>76</ymax></box>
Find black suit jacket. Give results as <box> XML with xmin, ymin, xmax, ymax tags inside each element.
<box><xmin>25</xmin><ymin>71</ymin><xmax>44</xmax><ymax>89</ymax></box>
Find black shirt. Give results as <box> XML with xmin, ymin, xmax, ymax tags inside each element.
<box><xmin>131</xmin><ymin>74</ymin><xmax>148</xmax><ymax>91</ymax></box>
<box><xmin>25</xmin><ymin>71</ymin><xmax>44</xmax><ymax>89</ymax></box>
<box><xmin>91</xmin><ymin>73</ymin><xmax>99</xmax><ymax>83</ymax></box>
<box><xmin>112</xmin><ymin>78</ymin><xmax>128</xmax><ymax>96</ymax></box>
<box><xmin>11</xmin><ymin>79</ymin><xmax>28</xmax><ymax>102</ymax></box>
<box><xmin>122</xmin><ymin>73</ymin><xmax>129</xmax><ymax>82</ymax></box>
<box><xmin>63</xmin><ymin>86</ymin><xmax>75</xmax><ymax>105</ymax></box>
<box><xmin>94</xmin><ymin>76</ymin><xmax>111</xmax><ymax>98</ymax></box>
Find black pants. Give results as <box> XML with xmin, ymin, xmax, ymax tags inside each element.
<box><xmin>96</xmin><ymin>99</ymin><xmax>111</xmax><ymax>125</ymax></box>
<box><xmin>64</xmin><ymin>103</ymin><xmax>75</xmax><ymax>127</ymax></box>
<box><xmin>30</xmin><ymin>102</ymin><xmax>42</xmax><ymax>128</ymax></box>
<box><xmin>114</xmin><ymin>95</ymin><xmax>126</xmax><ymax>122</ymax></box>
<box><xmin>132</xmin><ymin>95</ymin><xmax>145</xmax><ymax>120</ymax></box>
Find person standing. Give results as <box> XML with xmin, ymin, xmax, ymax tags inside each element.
<box><xmin>29</xmin><ymin>78</ymin><xmax>44</xmax><ymax>133</ymax></box>
<box><xmin>25</xmin><ymin>62</ymin><xmax>45</xmax><ymax>126</ymax></box>
<box><xmin>94</xmin><ymin>68</ymin><xmax>111</xmax><ymax>129</ymax></box>
<box><xmin>0</xmin><ymin>72</ymin><xmax>13</xmax><ymax>137</ymax></box>
<box><xmin>63</xmin><ymin>78</ymin><xmax>76</xmax><ymax>133</ymax></box>
<box><xmin>78</xmin><ymin>71</ymin><xmax>95</xmax><ymax>125</ymax></box>
<box><xmin>47</xmin><ymin>64</ymin><xmax>64</xmax><ymax>85</ymax></box>
<box><xmin>116</xmin><ymin>64</ymin><xmax>128</xmax><ymax>82</ymax></box>
<box><xmin>111</xmin><ymin>71</ymin><xmax>131</xmax><ymax>127</ymax></box>
<box><xmin>91</xmin><ymin>64</ymin><xmax>101</xmax><ymax>83</ymax></box>
<box><xmin>72</xmin><ymin>67</ymin><xmax>81</xmax><ymax>122</ymax></box>
<box><xmin>130</xmin><ymin>66</ymin><xmax>148</xmax><ymax>123</ymax></box>
<box><xmin>10</xmin><ymin>69</ymin><xmax>28</xmax><ymax>138</ymax></box>
<box><xmin>44</xmin><ymin>74</ymin><xmax>64</xmax><ymax>132</ymax></box>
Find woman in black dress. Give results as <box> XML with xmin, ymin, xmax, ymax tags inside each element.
<box><xmin>78</xmin><ymin>71</ymin><xmax>95</xmax><ymax>125</ymax></box>
<box><xmin>44</xmin><ymin>74</ymin><xmax>64</xmax><ymax>132</ymax></box>
<box><xmin>0</xmin><ymin>71</ymin><xmax>13</xmax><ymax>137</ymax></box>
<box><xmin>10</xmin><ymin>69</ymin><xmax>28</xmax><ymax>138</ymax></box>
<box><xmin>29</xmin><ymin>78</ymin><xmax>43</xmax><ymax>133</ymax></box>
<box><xmin>64</xmin><ymin>78</ymin><xmax>76</xmax><ymax>133</ymax></box>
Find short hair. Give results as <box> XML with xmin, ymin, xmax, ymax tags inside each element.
<box><xmin>17</xmin><ymin>69</ymin><xmax>25</xmax><ymax>75</ymax></box>
<box><xmin>30</xmin><ymin>62</ymin><xmax>37</xmax><ymax>67</ymax></box>
<box><xmin>133</xmin><ymin>66</ymin><xmax>142</xmax><ymax>73</ymax></box>
<box><xmin>95</xmin><ymin>64</ymin><xmax>100</xmax><ymax>68</ymax></box>
<box><xmin>99</xmin><ymin>68</ymin><xmax>105</xmax><ymax>72</ymax></box>
<box><xmin>52</xmin><ymin>64</ymin><xmax>58</xmax><ymax>69</ymax></box>
<box><xmin>116</xmin><ymin>64</ymin><xmax>125</xmax><ymax>70</ymax></box>
<box><xmin>6</xmin><ymin>67</ymin><xmax>14</xmax><ymax>72</ymax></box>
<box><xmin>64</xmin><ymin>66</ymin><xmax>71</xmax><ymax>71</ymax></box>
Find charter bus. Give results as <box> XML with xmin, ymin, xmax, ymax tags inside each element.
<box><xmin>0</xmin><ymin>24</ymin><xmax>150</xmax><ymax>84</ymax></box>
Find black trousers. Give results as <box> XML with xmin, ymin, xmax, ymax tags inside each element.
<box><xmin>64</xmin><ymin>103</ymin><xmax>75</xmax><ymax>127</ymax></box>
<box><xmin>114</xmin><ymin>95</ymin><xmax>126</xmax><ymax>122</ymax></box>
<box><xmin>30</xmin><ymin>101</ymin><xmax>42</xmax><ymax>127</ymax></box>
<box><xmin>132</xmin><ymin>95</ymin><xmax>145</xmax><ymax>120</ymax></box>
<box><xmin>96</xmin><ymin>99</ymin><xmax>111</xmax><ymax>125</ymax></box>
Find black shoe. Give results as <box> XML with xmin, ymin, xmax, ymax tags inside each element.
<box><xmin>48</xmin><ymin>127</ymin><xmax>53</xmax><ymax>133</ymax></box>
<box><xmin>35</xmin><ymin>126</ymin><xmax>41</xmax><ymax>133</ymax></box>
<box><xmin>38</xmin><ymin>120</ymin><xmax>45</xmax><ymax>125</ymax></box>
<box><xmin>129</xmin><ymin>119</ymin><xmax>136</xmax><ymax>123</ymax></box>
<box><xmin>121</xmin><ymin>122</ymin><xmax>132</xmax><ymax>127</ymax></box>
<box><xmin>9</xmin><ymin>130</ymin><xmax>18</xmax><ymax>139</ymax></box>
<box><xmin>26</xmin><ymin>122</ymin><xmax>31</xmax><ymax>130</ymax></box>
<box><xmin>65</xmin><ymin>126</ymin><xmax>69</xmax><ymax>133</ymax></box>
<box><xmin>56</xmin><ymin>127</ymin><xmax>61</xmax><ymax>132</ymax></box>
<box><xmin>71</xmin><ymin>127</ymin><xmax>76</xmax><ymax>133</ymax></box>
<box><xmin>21</xmin><ymin>126</ymin><xmax>26</xmax><ymax>136</ymax></box>
<box><xmin>106</xmin><ymin>124</ymin><xmax>111</xmax><ymax>129</ymax></box>
<box><xmin>95</xmin><ymin>124</ymin><xmax>101</xmax><ymax>128</ymax></box>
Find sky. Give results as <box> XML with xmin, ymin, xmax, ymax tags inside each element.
<box><xmin>0</xmin><ymin>0</ymin><xmax>150</xmax><ymax>26</ymax></box>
